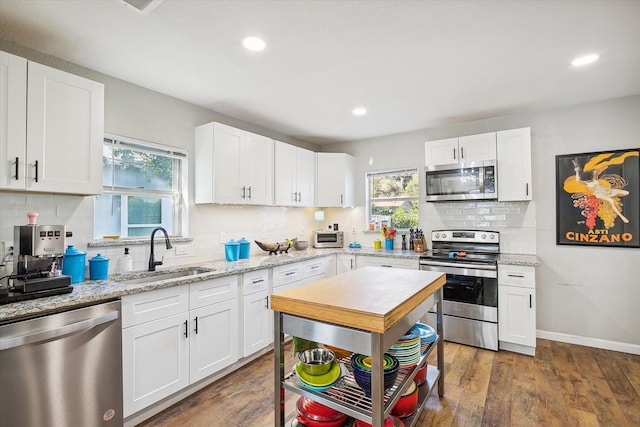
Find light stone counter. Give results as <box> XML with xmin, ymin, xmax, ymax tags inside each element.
<box><xmin>497</xmin><ymin>253</ymin><xmax>540</xmax><ymax>267</ymax></box>
<box><xmin>1</xmin><ymin>248</ymin><xmax>422</xmax><ymax>322</ymax></box>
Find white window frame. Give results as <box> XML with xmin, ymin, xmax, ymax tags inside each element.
<box><xmin>96</xmin><ymin>134</ymin><xmax>188</xmax><ymax>239</ymax></box>
<box><xmin>365</xmin><ymin>168</ymin><xmax>419</xmax><ymax>231</ymax></box>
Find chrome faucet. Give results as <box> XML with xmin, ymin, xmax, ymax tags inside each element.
<box><xmin>148</xmin><ymin>227</ymin><xmax>173</xmax><ymax>271</ymax></box>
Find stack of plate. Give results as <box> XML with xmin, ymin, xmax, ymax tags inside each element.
<box><xmin>387</xmin><ymin>326</ymin><xmax>421</xmax><ymax>368</ymax></box>
<box><xmin>415</xmin><ymin>323</ymin><xmax>438</xmax><ymax>345</ymax></box>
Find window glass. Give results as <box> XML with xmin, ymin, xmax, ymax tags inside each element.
<box><xmin>366</xmin><ymin>169</ymin><xmax>419</xmax><ymax>230</ymax></box>
<box><xmin>94</xmin><ymin>136</ymin><xmax>186</xmax><ymax>239</ymax></box>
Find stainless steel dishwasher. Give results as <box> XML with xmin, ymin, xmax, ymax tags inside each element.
<box><xmin>0</xmin><ymin>300</ymin><xmax>123</xmax><ymax>426</ymax></box>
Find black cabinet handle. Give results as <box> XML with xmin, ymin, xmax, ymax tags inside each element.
<box><xmin>184</xmin><ymin>320</ymin><xmax>188</xmax><ymax>338</ymax></box>
<box><xmin>461</xmin><ymin>147</ymin><xmax>464</xmax><ymax>159</ymax></box>
<box><xmin>248</xmin><ymin>186</ymin><xmax>252</xmax><ymax>199</ymax></box>
<box><xmin>34</xmin><ymin>160</ymin><xmax>39</xmax><ymax>182</ymax></box>
<box><xmin>526</xmin><ymin>183</ymin><xmax>529</xmax><ymax>196</ymax></box>
<box><xmin>453</xmin><ymin>148</ymin><xmax>456</xmax><ymax>160</ymax></box>
<box><xmin>241</xmin><ymin>186</ymin><xmax>246</xmax><ymax>199</ymax></box>
<box><xmin>264</xmin><ymin>295</ymin><xmax>269</xmax><ymax>309</ymax></box>
<box><xmin>194</xmin><ymin>316</ymin><xmax>198</xmax><ymax>334</ymax></box>
<box><xmin>14</xmin><ymin>157</ymin><xmax>19</xmax><ymax>180</ymax></box>
<box><xmin>529</xmin><ymin>294</ymin><xmax>532</xmax><ymax>308</ymax></box>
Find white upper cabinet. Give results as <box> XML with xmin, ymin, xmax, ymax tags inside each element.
<box><xmin>195</xmin><ymin>122</ymin><xmax>274</xmax><ymax>205</ymax></box>
<box><xmin>425</xmin><ymin>132</ymin><xmax>496</xmax><ymax>166</ymax></box>
<box><xmin>274</xmin><ymin>141</ymin><xmax>315</xmax><ymax>206</ymax></box>
<box><xmin>1</xmin><ymin>51</ymin><xmax>104</xmax><ymax>195</ymax></box>
<box><xmin>0</xmin><ymin>51</ymin><xmax>27</xmax><ymax>191</ymax></box>
<box><xmin>497</xmin><ymin>127</ymin><xmax>532</xmax><ymax>201</ymax></box>
<box><xmin>316</xmin><ymin>152</ymin><xmax>354</xmax><ymax>207</ymax></box>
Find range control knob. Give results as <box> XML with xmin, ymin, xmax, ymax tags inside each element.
<box><xmin>434</xmin><ymin>233</ymin><xmax>440</xmax><ymax>239</ymax></box>
<box><xmin>490</xmin><ymin>234</ymin><xmax>496</xmax><ymax>239</ymax></box>
<box><xmin>441</xmin><ymin>233</ymin><xmax>447</xmax><ymax>239</ymax></box>
<box><xmin>481</xmin><ymin>234</ymin><xmax>486</xmax><ymax>239</ymax></box>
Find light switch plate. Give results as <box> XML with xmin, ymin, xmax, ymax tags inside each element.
<box><xmin>175</xmin><ymin>245</ymin><xmax>189</xmax><ymax>256</ymax></box>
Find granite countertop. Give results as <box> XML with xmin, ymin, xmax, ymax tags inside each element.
<box><xmin>0</xmin><ymin>247</ymin><xmax>421</xmax><ymax>322</ymax></box>
<box><xmin>497</xmin><ymin>253</ymin><xmax>540</xmax><ymax>267</ymax></box>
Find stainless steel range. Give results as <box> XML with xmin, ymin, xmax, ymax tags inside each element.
<box><xmin>419</xmin><ymin>230</ymin><xmax>499</xmax><ymax>351</ymax></box>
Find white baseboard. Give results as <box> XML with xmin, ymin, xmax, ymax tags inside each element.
<box><xmin>537</xmin><ymin>329</ymin><xmax>640</xmax><ymax>355</ymax></box>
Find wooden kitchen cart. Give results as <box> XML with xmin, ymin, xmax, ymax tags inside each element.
<box><xmin>271</xmin><ymin>267</ymin><xmax>446</xmax><ymax>427</ymax></box>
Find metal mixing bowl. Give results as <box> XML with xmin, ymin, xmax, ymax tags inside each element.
<box><xmin>297</xmin><ymin>348</ymin><xmax>335</xmax><ymax>376</ymax></box>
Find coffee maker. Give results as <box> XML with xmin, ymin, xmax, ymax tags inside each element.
<box><xmin>12</xmin><ymin>224</ymin><xmax>72</xmax><ymax>292</ymax></box>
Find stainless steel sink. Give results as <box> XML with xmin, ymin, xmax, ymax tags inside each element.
<box><xmin>116</xmin><ymin>268</ymin><xmax>215</xmax><ymax>285</ymax></box>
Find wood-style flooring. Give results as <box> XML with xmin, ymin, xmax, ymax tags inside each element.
<box><xmin>137</xmin><ymin>339</ymin><xmax>640</xmax><ymax>427</ymax></box>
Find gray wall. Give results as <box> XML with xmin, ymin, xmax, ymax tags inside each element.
<box><xmin>326</xmin><ymin>95</ymin><xmax>640</xmax><ymax>350</ymax></box>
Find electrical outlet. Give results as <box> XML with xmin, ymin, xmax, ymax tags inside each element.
<box><xmin>220</xmin><ymin>232</ymin><xmax>228</xmax><ymax>244</ymax></box>
<box><xmin>175</xmin><ymin>245</ymin><xmax>189</xmax><ymax>256</ymax></box>
<box><xmin>300</xmin><ymin>228</ymin><xmax>305</xmax><ymax>236</ymax></box>
<box><xmin>352</xmin><ymin>226</ymin><xmax>357</xmax><ymax>235</ymax></box>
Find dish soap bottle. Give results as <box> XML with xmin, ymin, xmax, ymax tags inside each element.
<box><xmin>121</xmin><ymin>247</ymin><xmax>133</xmax><ymax>274</ymax></box>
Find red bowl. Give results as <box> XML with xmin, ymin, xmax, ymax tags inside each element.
<box><xmin>296</xmin><ymin>413</ymin><xmax>348</xmax><ymax>427</ymax></box>
<box><xmin>355</xmin><ymin>414</ymin><xmax>394</xmax><ymax>427</ymax></box>
<box><xmin>297</xmin><ymin>397</ymin><xmax>347</xmax><ymax>423</ymax></box>
<box><xmin>414</xmin><ymin>364</ymin><xmax>427</xmax><ymax>386</ymax></box>
<box><xmin>391</xmin><ymin>381</ymin><xmax>418</xmax><ymax>418</ymax></box>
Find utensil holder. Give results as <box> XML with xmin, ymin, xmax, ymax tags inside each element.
<box><xmin>385</xmin><ymin>238</ymin><xmax>394</xmax><ymax>250</ymax></box>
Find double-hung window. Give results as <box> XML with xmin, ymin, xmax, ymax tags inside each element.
<box><xmin>366</xmin><ymin>168</ymin><xmax>419</xmax><ymax>230</ymax></box>
<box><xmin>94</xmin><ymin>135</ymin><xmax>187</xmax><ymax>239</ymax></box>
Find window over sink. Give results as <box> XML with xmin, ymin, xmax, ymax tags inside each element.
<box><xmin>366</xmin><ymin>168</ymin><xmax>419</xmax><ymax>231</ymax></box>
<box><xmin>93</xmin><ymin>135</ymin><xmax>187</xmax><ymax>239</ymax></box>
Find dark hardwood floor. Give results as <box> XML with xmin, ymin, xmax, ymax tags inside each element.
<box><xmin>138</xmin><ymin>339</ymin><xmax>640</xmax><ymax>427</ymax></box>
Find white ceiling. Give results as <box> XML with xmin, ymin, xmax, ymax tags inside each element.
<box><xmin>0</xmin><ymin>0</ymin><xmax>639</xmax><ymax>145</ymax></box>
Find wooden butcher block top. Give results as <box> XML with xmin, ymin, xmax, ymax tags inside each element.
<box><xmin>270</xmin><ymin>266</ymin><xmax>445</xmax><ymax>334</ymax></box>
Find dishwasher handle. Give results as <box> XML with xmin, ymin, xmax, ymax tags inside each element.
<box><xmin>0</xmin><ymin>310</ymin><xmax>119</xmax><ymax>351</ymax></box>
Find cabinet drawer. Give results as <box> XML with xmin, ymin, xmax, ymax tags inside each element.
<box><xmin>498</xmin><ymin>265</ymin><xmax>535</xmax><ymax>288</ymax></box>
<box><xmin>272</xmin><ymin>263</ymin><xmax>303</xmax><ymax>288</ymax></box>
<box><xmin>122</xmin><ymin>286</ymin><xmax>189</xmax><ymax>328</ymax></box>
<box><xmin>356</xmin><ymin>256</ymin><xmax>418</xmax><ymax>270</ymax></box>
<box><xmin>301</xmin><ymin>257</ymin><xmax>326</xmax><ymax>278</ymax></box>
<box><xmin>243</xmin><ymin>269</ymin><xmax>269</xmax><ymax>295</ymax></box>
<box><xmin>190</xmin><ymin>275</ymin><xmax>238</xmax><ymax>309</ymax></box>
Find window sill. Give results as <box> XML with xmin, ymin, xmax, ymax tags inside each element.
<box><xmin>88</xmin><ymin>236</ymin><xmax>193</xmax><ymax>248</ymax></box>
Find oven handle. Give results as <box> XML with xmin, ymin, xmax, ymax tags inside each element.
<box><xmin>420</xmin><ymin>262</ymin><xmax>497</xmax><ymax>279</ymax></box>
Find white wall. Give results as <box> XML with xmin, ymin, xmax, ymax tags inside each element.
<box><xmin>325</xmin><ymin>95</ymin><xmax>640</xmax><ymax>351</ymax></box>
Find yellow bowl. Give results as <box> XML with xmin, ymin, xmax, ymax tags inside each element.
<box><xmin>362</xmin><ymin>356</ymin><xmax>389</xmax><ymax>369</ymax></box>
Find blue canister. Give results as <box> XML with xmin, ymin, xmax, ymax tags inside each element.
<box><xmin>385</xmin><ymin>238</ymin><xmax>394</xmax><ymax>250</ymax></box>
<box><xmin>238</xmin><ymin>237</ymin><xmax>250</xmax><ymax>259</ymax></box>
<box><xmin>224</xmin><ymin>239</ymin><xmax>240</xmax><ymax>262</ymax></box>
<box><xmin>89</xmin><ymin>253</ymin><xmax>109</xmax><ymax>280</ymax></box>
<box><xmin>62</xmin><ymin>245</ymin><xmax>86</xmax><ymax>284</ymax></box>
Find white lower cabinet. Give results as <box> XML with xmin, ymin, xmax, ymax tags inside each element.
<box><xmin>498</xmin><ymin>265</ymin><xmax>536</xmax><ymax>355</ymax></box>
<box><xmin>122</xmin><ymin>276</ymin><xmax>239</xmax><ymax>417</ymax></box>
<box><xmin>337</xmin><ymin>254</ymin><xmax>356</xmax><ymax>274</ymax></box>
<box><xmin>355</xmin><ymin>255</ymin><xmax>418</xmax><ymax>270</ymax></box>
<box><xmin>242</xmin><ymin>269</ymin><xmax>271</xmax><ymax>357</ymax></box>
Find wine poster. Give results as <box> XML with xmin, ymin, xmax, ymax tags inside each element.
<box><xmin>556</xmin><ymin>148</ymin><xmax>640</xmax><ymax>248</ymax></box>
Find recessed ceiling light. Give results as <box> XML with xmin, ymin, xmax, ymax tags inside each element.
<box><xmin>352</xmin><ymin>107</ymin><xmax>367</xmax><ymax>116</ymax></box>
<box><xmin>571</xmin><ymin>53</ymin><xmax>599</xmax><ymax>67</ymax></box>
<box><xmin>242</xmin><ymin>36</ymin><xmax>266</xmax><ymax>52</ymax></box>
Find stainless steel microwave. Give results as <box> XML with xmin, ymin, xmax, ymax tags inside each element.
<box><xmin>313</xmin><ymin>230</ymin><xmax>344</xmax><ymax>248</ymax></box>
<box><xmin>425</xmin><ymin>160</ymin><xmax>498</xmax><ymax>202</ymax></box>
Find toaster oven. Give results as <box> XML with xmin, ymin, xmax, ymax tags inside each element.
<box><xmin>313</xmin><ymin>231</ymin><xmax>344</xmax><ymax>248</ymax></box>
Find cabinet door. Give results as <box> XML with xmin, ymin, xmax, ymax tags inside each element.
<box><xmin>274</xmin><ymin>141</ymin><xmax>297</xmax><ymax>206</ymax></box>
<box><xmin>243</xmin><ymin>289</ymin><xmax>270</xmax><ymax>357</ymax></box>
<box><xmin>497</xmin><ymin>127</ymin><xmax>532</xmax><ymax>201</ymax></box>
<box><xmin>122</xmin><ymin>313</ymin><xmax>189</xmax><ymax>417</ymax></box>
<box><xmin>0</xmin><ymin>51</ymin><xmax>27</xmax><ymax>190</ymax></box>
<box><xmin>189</xmin><ymin>299</ymin><xmax>239</xmax><ymax>383</ymax></box>
<box><xmin>26</xmin><ymin>61</ymin><xmax>104</xmax><ymax>195</ymax></box>
<box><xmin>498</xmin><ymin>285</ymin><xmax>536</xmax><ymax>347</ymax></box>
<box><xmin>244</xmin><ymin>131</ymin><xmax>274</xmax><ymax>205</ymax></box>
<box><xmin>337</xmin><ymin>254</ymin><xmax>356</xmax><ymax>274</ymax></box>
<box><xmin>296</xmin><ymin>147</ymin><xmax>316</xmax><ymax>206</ymax></box>
<box><xmin>424</xmin><ymin>137</ymin><xmax>458</xmax><ymax>166</ymax></box>
<box><xmin>458</xmin><ymin>132</ymin><xmax>496</xmax><ymax>162</ymax></box>
<box><xmin>195</xmin><ymin>122</ymin><xmax>243</xmax><ymax>204</ymax></box>
<box><xmin>316</xmin><ymin>153</ymin><xmax>354</xmax><ymax>207</ymax></box>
